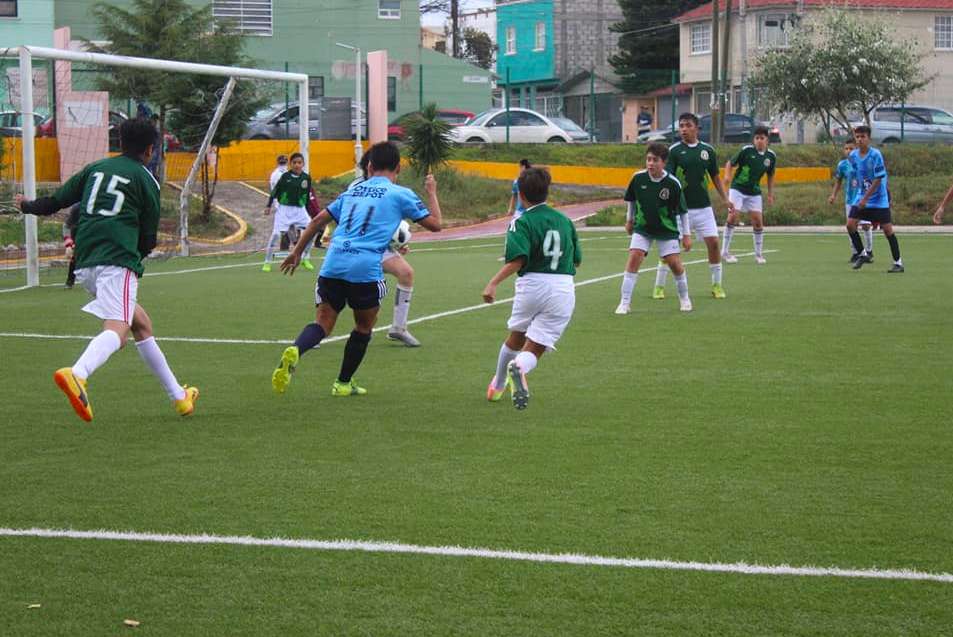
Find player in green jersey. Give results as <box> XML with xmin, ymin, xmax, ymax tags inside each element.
<box><xmin>616</xmin><ymin>143</ymin><xmax>693</xmax><ymax>314</ymax></box>
<box><xmin>15</xmin><ymin>118</ymin><xmax>198</xmax><ymax>422</ymax></box>
<box><xmin>262</xmin><ymin>153</ymin><xmax>315</xmax><ymax>272</ymax></box>
<box><xmin>483</xmin><ymin>167</ymin><xmax>581</xmax><ymax>410</ymax></box>
<box><xmin>654</xmin><ymin>112</ymin><xmax>733</xmax><ymax>300</ymax></box>
<box><xmin>722</xmin><ymin>126</ymin><xmax>776</xmax><ymax>264</ymax></box>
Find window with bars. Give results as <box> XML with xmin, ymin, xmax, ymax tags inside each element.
<box><xmin>309</xmin><ymin>76</ymin><xmax>324</xmax><ymax>98</ymax></box>
<box><xmin>690</xmin><ymin>23</ymin><xmax>711</xmax><ymax>55</ymax></box>
<box><xmin>505</xmin><ymin>26</ymin><xmax>516</xmax><ymax>55</ymax></box>
<box><xmin>0</xmin><ymin>0</ymin><xmax>17</xmax><ymax>17</ymax></box>
<box><xmin>936</xmin><ymin>16</ymin><xmax>953</xmax><ymax>50</ymax></box>
<box><xmin>213</xmin><ymin>0</ymin><xmax>272</xmax><ymax>36</ymax></box>
<box><xmin>534</xmin><ymin>22</ymin><xmax>546</xmax><ymax>51</ymax></box>
<box><xmin>379</xmin><ymin>0</ymin><xmax>400</xmax><ymax>19</ymax></box>
<box><xmin>758</xmin><ymin>14</ymin><xmax>795</xmax><ymax>48</ymax></box>
<box><xmin>387</xmin><ymin>77</ymin><xmax>396</xmax><ymax>112</ymax></box>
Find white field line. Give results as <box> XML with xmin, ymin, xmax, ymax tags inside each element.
<box><xmin>0</xmin><ymin>527</ymin><xmax>950</xmax><ymax>584</ymax></box>
<box><xmin>0</xmin><ymin>251</ymin><xmax>775</xmax><ymax>346</ymax></box>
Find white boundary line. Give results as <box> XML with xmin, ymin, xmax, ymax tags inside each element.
<box><xmin>1</xmin><ymin>527</ymin><xmax>949</xmax><ymax>583</ymax></box>
<box><xmin>0</xmin><ymin>251</ymin><xmax>773</xmax><ymax>346</ymax></box>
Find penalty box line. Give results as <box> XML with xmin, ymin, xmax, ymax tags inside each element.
<box><xmin>0</xmin><ymin>251</ymin><xmax>776</xmax><ymax>346</ymax></box>
<box><xmin>0</xmin><ymin>526</ymin><xmax>950</xmax><ymax>584</ymax></box>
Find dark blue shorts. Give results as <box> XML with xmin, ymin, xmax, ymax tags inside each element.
<box><xmin>314</xmin><ymin>276</ymin><xmax>386</xmax><ymax>312</ymax></box>
<box><xmin>849</xmin><ymin>206</ymin><xmax>891</xmax><ymax>224</ymax></box>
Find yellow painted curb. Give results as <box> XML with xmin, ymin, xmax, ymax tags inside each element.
<box><xmin>239</xmin><ymin>181</ymin><xmax>270</xmax><ymax>197</ymax></box>
<box><xmin>164</xmin><ymin>183</ymin><xmax>248</xmax><ymax>246</ymax></box>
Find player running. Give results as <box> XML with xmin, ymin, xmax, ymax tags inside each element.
<box><xmin>15</xmin><ymin>118</ymin><xmax>198</xmax><ymax>422</ymax></box>
<box><xmin>262</xmin><ymin>152</ymin><xmax>314</xmax><ymax>273</ymax></box>
<box><xmin>615</xmin><ymin>143</ymin><xmax>693</xmax><ymax>314</ymax></box>
<box><xmin>654</xmin><ymin>112</ymin><xmax>732</xmax><ymax>300</ymax></box>
<box><xmin>271</xmin><ymin>142</ymin><xmax>443</xmax><ymax>397</ymax></box>
<box><xmin>721</xmin><ymin>126</ymin><xmax>776</xmax><ymax>264</ymax></box>
<box><xmin>847</xmin><ymin>126</ymin><xmax>903</xmax><ymax>273</ymax></box>
<box><xmin>829</xmin><ymin>139</ymin><xmax>874</xmax><ymax>261</ymax></box>
<box><xmin>483</xmin><ymin>167</ymin><xmax>581</xmax><ymax>410</ymax></box>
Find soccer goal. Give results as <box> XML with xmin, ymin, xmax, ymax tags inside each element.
<box><xmin>2</xmin><ymin>44</ymin><xmax>310</xmax><ymax>289</ymax></box>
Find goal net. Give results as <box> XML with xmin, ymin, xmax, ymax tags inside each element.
<box><xmin>1</xmin><ymin>44</ymin><xmax>309</xmax><ymax>290</ymax></box>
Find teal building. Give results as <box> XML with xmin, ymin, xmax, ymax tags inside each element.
<box><xmin>496</xmin><ymin>0</ymin><xmax>556</xmax><ymax>109</ymax></box>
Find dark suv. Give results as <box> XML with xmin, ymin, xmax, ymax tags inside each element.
<box><xmin>638</xmin><ymin>114</ymin><xmax>782</xmax><ymax>144</ymax></box>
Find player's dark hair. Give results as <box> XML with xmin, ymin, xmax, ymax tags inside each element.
<box><xmin>367</xmin><ymin>141</ymin><xmax>401</xmax><ymax>172</ymax></box>
<box><xmin>289</xmin><ymin>152</ymin><xmax>304</xmax><ymax>162</ymax></box>
<box><xmin>518</xmin><ymin>167</ymin><xmax>551</xmax><ymax>205</ymax></box>
<box><xmin>359</xmin><ymin>151</ymin><xmax>370</xmax><ymax>178</ymax></box>
<box><xmin>119</xmin><ymin>118</ymin><xmax>158</xmax><ymax>159</ymax></box>
<box><xmin>646</xmin><ymin>142</ymin><xmax>669</xmax><ymax>161</ymax></box>
<box><xmin>276</xmin><ymin>154</ymin><xmax>288</xmax><ymax>165</ymax></box>
<box><xmin>678</xmin><ymin>112</ymin><xmax>699</xmax><ymax>126</ymax></box>
<box><xmin>519</xmin><ymin>158</ymin><xmax>532</xmax><ymax>169</ymax></box>
<box><xmin>753</xmin><ymin>125</ymin><xmax>770</xmax><ymax>138</ymax></box>
<box><xmin>854</xmin><ymin>125</ymin><xmax>871</xmax><ymax>136</ymax></box>
<box><xmin>843</xmin><ymin>139</ymin><xmax>855</xmax><ymax>146</ymax></box>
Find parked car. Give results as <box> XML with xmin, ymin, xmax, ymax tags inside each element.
<box><xmin>36</xmin><ymin>111</ymin><xmax>183</xmax><ymax>152</ymax></box>
<box><xmin>450</xmin><ymin>108</ymin><xmax>574</xmax><ymax>144</ymax></box>
<box><xmin>244</xmin><ymin>103</ymin><xmax>322</xmax><ymax>140</ymax></box>
<box><xmin>549</xmin><ymin>116</ymin><xmax>592</xmax><ymax>142</ymax></box>
<box><xmin>637</xmin><ymin>114</ymin><xmax>782</xmax><ymax>144</ymax></box>
<box><xmin>832</xmin><ymin>105</ymin><xmax>953</xmax><ymax>144</ymax></box>
<box><xmin>388</xmin><ymin>109</ymin><xmax>474</xmax><ymax>141</ymax></box>
<box><xmin>0</xmin><ymin>111</ymin><xmax>47</xmax><ymax>137</ymax></box>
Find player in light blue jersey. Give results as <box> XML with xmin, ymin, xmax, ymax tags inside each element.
<box><xmin>828</xmin><ymin>139</ymin><xmax>873</xmax><ymax>261</ymax></box>
<box><xmin>507</xmin><ymin>159</ymin><xmax>532</xmax><ymax>219</ymax></box>
<box><xmin>271</xmin><ymin>142</ymin><xmax>444</xmax><ymax>397</ymax></box>
<box><xmin>847</xmin><ymin>126</ymin><xmax>903</xmax><ymax>272</ymax></box>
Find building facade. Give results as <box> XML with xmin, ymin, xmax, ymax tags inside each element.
<box><xmin>675</xmin><ymin>0</ymin><xmax>953</xmax><ymax>142</ymax></box>
<box><xmin>2</xmin><ymin>0</ymin><xmax>492</xmax><ymax>120</ymax></box>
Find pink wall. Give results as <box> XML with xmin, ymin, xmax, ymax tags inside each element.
<box><xmin>366</xmin><ymin>50</ymin><xmax>388</xmax><ymax>144</ymax></box>
<box><xmin>54</xmin><ymin>28</ymin><xmax>109</xmax><ymax>180</ymax></box>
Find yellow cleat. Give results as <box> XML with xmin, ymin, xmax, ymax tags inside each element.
<box><xmin>652</xmin><ymin>286</ymin><xmax>666</xmax><ymax>300</ymax></box>
<box><xmin>261</xmin><ymin>263</ymin><xmax>272</xmax><ymax>273</ymax></box>
<box><xmin>331</xmin><ymin>379</ymin><xmax>367</xmax><ymax>397</ymax></box>
<box><xmin>301</xmin><ymin>259</ymin><xmax>315</xmax><ymax>271</ymax></box>
<box><xmin>174</xmin><ymin>385</ymin><xmax>200</xmax><ymax>416</ymax></box>
<box><xmin>486</xmin><ymin>375</ymin><xmax>512</xmax><ymax>402</ymax></box>
<box><xmin>53</xmin><ymin>367</ymin><xmax>93</xmax><ymax>422</ymax></box>
<box><xmin>272</xmin><ymin>346</ymin><xmax>299</xmax><ymax>394</ymax></box>
<box><xmin>711</xmin><ymin>283</ymin><xmax>726</xmax><ymax>299</ymax></box>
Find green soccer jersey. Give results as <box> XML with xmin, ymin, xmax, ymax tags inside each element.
<box><xmin>268</xmin><ymin>171</ymin><xmax>313</xmax><ymax>208</ymax></box>
<box><xmin>623</xmin><ymin>170</ymin><xmax>687</xmax><ymax>240</ymax></box>
<box><xmin>666</xmin><ymin>141</ymin><xmax>719</xmax><ymax>209</ymax></box>
<box><xmin>729</xmin><ymin>145</ymin><xmax>777</xmax><ymax>196</ymax></box>
<box><xmin>505</xmin><ymin>203</ymin><xmax>581</xmax><ymax>276</ymax></box>
<box><xmin>50</xmin><ymin>155</ymin><xmax>161</xmax><ymax>277</ymax></box>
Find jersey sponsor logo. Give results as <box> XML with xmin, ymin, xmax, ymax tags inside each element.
<box><xmin>416</xmin><ymin>200</ymin><xmax>427</xmax><ymax>211</ymax></box>
<box><xmin>700</xmin><ymin>150</ymin><xmax>710</xmax><ymax>161</ymax></box>
<box><xmin>659</xmin><ymin>188</ymin><xmax>670</xmax><ymax>200</ymax></box>
<box><xmin>350</xmin><ymin>186</ymin><xmax>388</xmax><ymax>199</ymax></box>
<box><xmin>763</xmin><ymin>158</ymin><xmax>771</xmax><ymax>167</ymax></box>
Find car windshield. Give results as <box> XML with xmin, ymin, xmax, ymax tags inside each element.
<box><xmin>466</xmin><ymin>110</ymin><xmax>498</xmax><ymax>127</ymax></box>
<box><xmin>255</xmin><ymin>105</ymin><xmax>283</xmax><ymax>120</ymax></box>
<box><xmin>551</xmin><ymin>117</ymin><xmax>584</xmax><ymax>133</ymax></box>
<box><xmin>438</xmin><ymin>112</ymin><xmax>471</xmax><ymax>125</ymax></box>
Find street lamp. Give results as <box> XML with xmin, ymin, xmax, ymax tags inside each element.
<box><xmin>335</xmin><ymin>42</ymin><xmax>363</xmax><ymax>175</ymax></box>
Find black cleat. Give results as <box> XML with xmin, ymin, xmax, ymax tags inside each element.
<box><xmin>849</xmin><ymin>253</ymin><xmax>860</xmax><ymax>263</ymax></box>
<box><xmin>867</xmin><ymin>251</ymin><xmax>874</xmax><ymax>263</ymax></box>
<box><xmin>887</xmin><ymin>263</ymin><xmax>904</xmax><ymax>273</ymax></box>
<box><xmin>852</xmin><ymin>254</ymin><xmax>871</xmax><ymax>270</ymax></box>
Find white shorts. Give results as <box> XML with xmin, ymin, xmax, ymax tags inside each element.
<box><xmin>76</xmin><ymin>265</ymin><xmax>138</xmax><ymax>325</ymax></box>
<box><xmin>687</xmin><ymin>207</ymin><xmax>718</xmax><ymax>239</ymax></box>
<box><xmin>381</xmin><ymin>248</ymin><xmax>399</xmax><ymax>262</ymax></box>
<box><xmin>274</xmin><ymin>204</ymin><xmax>312</xmax><ymax>233</ymax></box>
<box><xmin>507</xmin><ymin>273</ymin><xmax>575</xmax><ymax>351</ymax></box>
<box><xmin>629</xmin><ymin>233</ymin><xmax>681</xmax><ymax>258</ymax></box>
<box><xmin>729</xmin><ymin>189</ymin><xmax>763</xmax><ymax>213</ymax></box>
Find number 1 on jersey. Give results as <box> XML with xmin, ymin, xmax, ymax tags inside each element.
<box><xmin>86</xmin><ymin>171</ymin><xmax>131</xmax><ymax>217</ymax></box>
<box><xmin>543</xmin><ymin>229</ymin><xmax>563</xmax><ymax>270</ymax></box>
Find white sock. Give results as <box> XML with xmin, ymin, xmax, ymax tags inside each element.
<box><xmin>136</xmin><ymin>337</ymin><xmax>186</xmax><ymax>401</ymax></box>
<box><xmin>674</xmin><ymin>273</ymin><xmax>689</xmax><ymax>301</ymax></box>
<box><xmin>393</xmin><ymin>284</ymin><xmax>413</xmax><ymax>330</ymax></box>
<box><xmin>514</xmin><ymin>351</ymin><xmax>538</xmax><ymax>375</ymax></box>
<box><xmin>722</xmin><ymin>225</ymin><xmax>735</xmax><ymax>254</ymax></box>
<box><xmin>654</xmin><ymin>261</ymin><xmax>668</xmax><ymax>288</ymax></box>
<box><xmin>753</xmin><ymin>229</ymin><xmax>764</xmax><ymax>257</ymax></box>
<box><xmin>72</xmin><ymin>330</ymin><xmax>123</xmax><ymax>380</ymax></box>
<box><xmin>493</xmin><ymin>344</ymin><xmax>518</xmax><ymax>390</ymax></box>
<box><xmin>863</xmin><ymin>226</ymin><xmax>874</xmax><ymax>252</ymax></box>
<box><xmin>620</xmin><ymin>271</ymin><xmax>638</xmax><ymax>304</ymax></box>
<box><xmin>264</xmin><ymin>232</ymin><xmax>280</xmax><ymax>263</ymax></box>
<box><xmin>709</xmin><ymin>263</ymin><xmax>722</xmax><ymax>285</ymax></box>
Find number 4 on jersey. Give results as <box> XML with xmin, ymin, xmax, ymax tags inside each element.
<box><xmin>543</xmin><ymin>229</ymin><xmax>563</xmax><ymax>270</ymax></box>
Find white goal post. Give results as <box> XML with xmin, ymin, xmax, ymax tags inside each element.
<box><xmin>15</xmin><ymin>45</ymin><xmax>310</xmax><ymax>287</ymax></box>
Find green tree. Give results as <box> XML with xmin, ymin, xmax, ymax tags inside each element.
<box><xmin>610</xmin><ymin>0</ymin><xmax>704</xmax><ymax>94</ymax></box>
<box><xmin>462</xmin><ymin>28</ymin><xmax>496</xmax><ymax>70</ymax></box>
<box><xmin>750</xmin><ymin>8</ymin><xmax>931</xmax><ymax>139</ymax></box>
<box><xmin>404</xmin><ymin>103</ymin><xmax>454</xmax><ymax>176</ymax></box>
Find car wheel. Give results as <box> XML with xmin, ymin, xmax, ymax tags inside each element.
<box><xmin>882</xmin><ymin>137</ymin><xmax>901</xmax><ymax>144</ymax></box>
<box><xmin>547</xmin><ymin>136</ymin><xmax>567</xmax><ymax>143</ymax></box>
<box><xmin>466</xmin><ymin>137</ymin><xmax>486</xmax><ymax>144</ymax></box>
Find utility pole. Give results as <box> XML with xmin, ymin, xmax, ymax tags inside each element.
<box><xmin>710</xmin><ymin>0</ymin><xmax>721</xmax><ymax>144</ymax></box>
<box><xmin>719</xmin><ymin>0</ymin><xmax>733</xmax><ymax>143</ymax></box>
<box><xmin>451</xmin><ymin>0</ymin><xmax>460</xmax><ymax>58</ymax></box>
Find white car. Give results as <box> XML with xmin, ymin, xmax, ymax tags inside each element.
<box><xmin>451</xmin><ymin>108</ymin><xmax>573</xmax><ymax>144</ymax></box>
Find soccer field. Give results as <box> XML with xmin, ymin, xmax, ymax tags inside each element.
<box><xmin>1</xmin><ymin>232</ymin><xmax>952</xmax><ymax>635</ymax></box>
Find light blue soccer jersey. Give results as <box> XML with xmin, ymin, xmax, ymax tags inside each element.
<box><xmin>512</xmin><ymin>179</ymin><xmax>526</xmax><ymax>217</ymax></box>
<box><xmin>835</xmin><ymin>159</ymin><xmax>859</xmax><ymax>205</ymax></box>
<box><xmin>848</xmin><ymin>148</ymin><xmax>889</xmax><ymax>208</ymax></box>
<box><xmin>322</xmin><ymin>176</ymin><xmax>430</xmax><ymax>282</ymax></box>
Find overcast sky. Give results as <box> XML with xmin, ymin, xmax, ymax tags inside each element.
<box><xmin>421</xmin><ymin>0</ymin><xmax>495</xmax><ymax>27</ymax></box>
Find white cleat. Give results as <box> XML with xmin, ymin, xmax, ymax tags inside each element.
<box><xmin>679</xmin><ymin>298</ymin><xmax>693</xmax><ymax>312</ymax></box>
<box><xmin>722</xmin><ymin>253</ymin><xmax>738</xmax><ymax>264</ymax></box>
<box><xmin>387</xmin><ymin>328</ymin><xmax>421</xmax><ymax>347</ymax></box>
<box><xmin>755</xmin><ymin>256</ymin><xmax>767</xmax><ymax>265</ymax></box>
<box><xmin>614</xmin><ymin>302</ymin><xmax>631</xmax><ymax>315</ymax></box>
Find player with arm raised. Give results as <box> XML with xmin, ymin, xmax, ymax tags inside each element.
<box><xmin>483</xmin><ymin>167</ymin><xmax>581</xmax><ymax>410</ymax></box>
<box><xmin>270</xmin><ymin>141</ymin><xmax>442</xmax><ymax>397</ymax></box>
<box><xmin>15</xmin><ymin>118</ymin><xmax>198</xmax><ymax>422</ymax></box>
<box><xmin>721</xmin><ymin>126</ymin><xmax>776</xmax><ymax>265</ymax></box>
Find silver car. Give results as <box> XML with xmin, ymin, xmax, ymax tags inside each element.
<box><xmin>244</xmin><ymin>103</ymin><xmax>321</xmax><ymax>140</ymax></box>
<box><xmin>839</xmin><ymin>105</ymin><xmax>953</xmax><ymax>144</ymax></box>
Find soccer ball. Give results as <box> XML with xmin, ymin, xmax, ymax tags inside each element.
<box><xmin>390</xmin><ymin>220</ymin><xmax>411</xmax><ymax>250</ymax></box>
